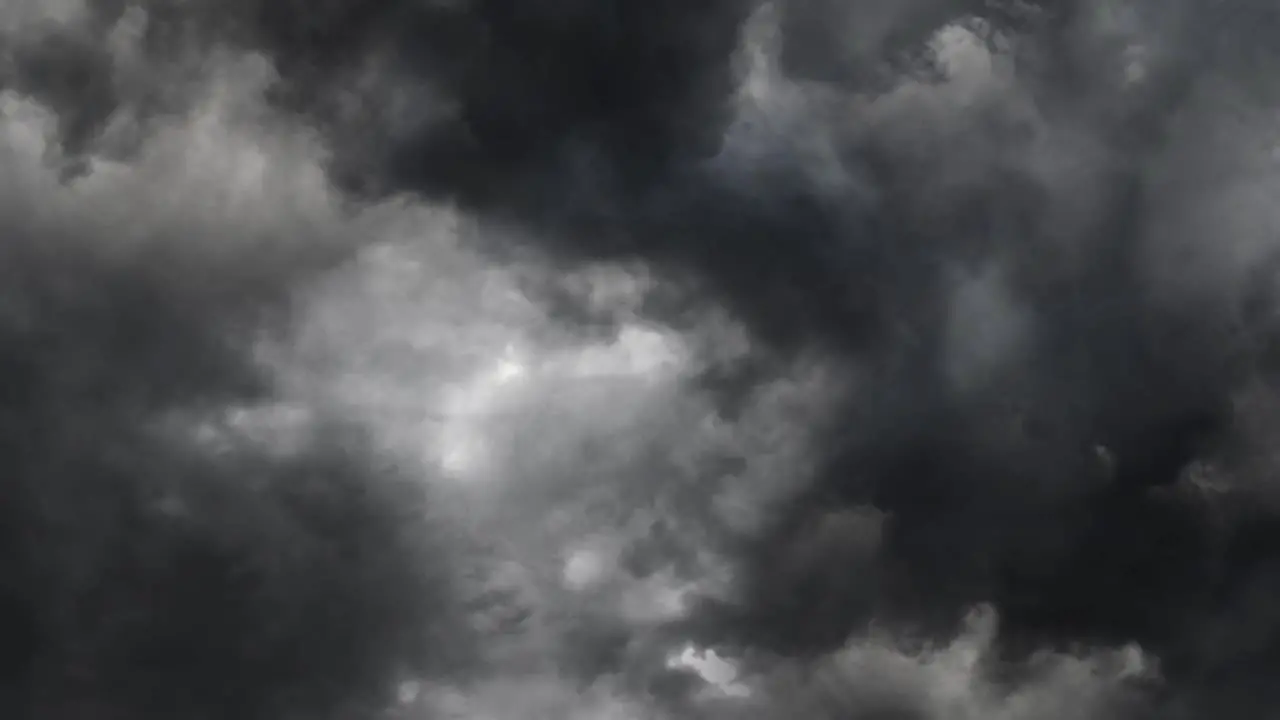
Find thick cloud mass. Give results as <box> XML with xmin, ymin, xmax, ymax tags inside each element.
<box><xmin>7</xmin><ymin>1</ymin><xmax>1280</xmax><ymax>718</ymax></box>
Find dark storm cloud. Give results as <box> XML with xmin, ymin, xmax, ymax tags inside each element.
<box><xmin>0</xmin><ymin>82</ymin><xmax>465</xmax><ymax>720</ymax></box>
<box><xmin>157</xmin><ymin>1</ymin><xmax>1280</xmax><ymax>716</ymax></box>
<box><xmin>292</xmin><ymin>2</ymin><xmax>1280</xmax><ymax>716</ymax></box>
<box><xmin>13</xmin><ymin>1</ymin><xmax>1280</xmax><ymax>718</ymax></box>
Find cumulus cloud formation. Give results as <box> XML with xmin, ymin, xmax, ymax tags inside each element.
<box><xmin>6</xmin><ymin>0</ymin><xmax>1280</xmax><ymax>718</ymax></box>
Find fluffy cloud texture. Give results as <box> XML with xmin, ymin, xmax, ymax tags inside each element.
<box><xmin>4</xmin><ymin>1</ymin><xmax>1280</xmax><ymax>719</ymax></box>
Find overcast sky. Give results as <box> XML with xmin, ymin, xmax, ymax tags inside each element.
<box><xmin>3</xmin><ymin>1</ymin><xmax>1280</xmax><ymax>718</ymax></box>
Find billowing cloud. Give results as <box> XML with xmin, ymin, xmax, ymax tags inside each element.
<box><xmin>7</xmin><ymin>1</ymin><xmax>1280</xmax><ymax>719</ymax></box>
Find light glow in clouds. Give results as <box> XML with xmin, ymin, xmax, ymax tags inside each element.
<box><xmin>434</xmin><ymin>325</ymin><xmax>687</xmax><ymax>481</ymax></box>
<box><xmin>438</xmin><ymin>345</ymin><xmax>529</xmax><ymax>477</ymax></box>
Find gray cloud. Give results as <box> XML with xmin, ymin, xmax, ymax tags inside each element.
<box><xmin>0</xmin><ymin>63</ymin><xmax>464</xmax><ymax>719</ymax></box>
<box><xmin>8</xmin><ymin>2</ymin><xmax>1280</xmax><ymax>719</ymax></box>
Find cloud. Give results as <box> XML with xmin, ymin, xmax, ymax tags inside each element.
<box><xmin>9</xmin><ymin>2</ymin><xmax>1280</xmax><ymax>719</ymax></box>
<box><xmin>0</xmin><ymin>39</ymin><xmax>464</xmax><ymax>719</ymax></box>
<box><xmin>740</xmin><ymin>607</ymin><xmax>1153</xmax><ymax>720</ymax></box>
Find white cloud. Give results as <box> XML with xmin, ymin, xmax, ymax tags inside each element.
<box><xmin>742</xmin><ymin>607</ymin><xmax>1153</xmax><ymax>720</ymax></box>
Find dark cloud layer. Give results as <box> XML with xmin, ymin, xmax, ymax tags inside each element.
<box><xmin>0</xmin><ymin>68</ymin><xmax>462</xmax><ymax>720</ymax></box>
<box><xmin>0</xmin><ymin>287</ymin><xmax>446</xmax><ymax>714</ymax></box>
<box><xmin>10</xmin><ymin>1</ymin><xmax>1280</xmax><ymax>719</ymax></box>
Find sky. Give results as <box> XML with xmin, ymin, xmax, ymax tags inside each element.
<box><xmin>3</xmin><ymin>1</ymin><xmax>1280</xmax><ymax>718</ymax></box>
